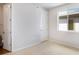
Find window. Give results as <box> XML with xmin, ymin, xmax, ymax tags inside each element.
<box><xmin>58</xmin><ymin>8</ymin><xmax>79</xmax><ymax>32</ymax></box>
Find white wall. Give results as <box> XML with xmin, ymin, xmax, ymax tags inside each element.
<box><xmin>40</xmin><ymin>8</ymin><xmax>48</xmax><ymax>41</ymax></box>
<box><xmin>12</xmin><ymin>3</ymin><xmax>48</xmax><ymax>51</ymax></box>
<box><xmin>49</xmin><ymin>3</ymin><xmax>79</xmax><ymax>48</ymax></box>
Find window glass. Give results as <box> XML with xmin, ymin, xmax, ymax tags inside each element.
<box><xmin>58</xmin><ymin>8</ymin><xmax>79</xmax><ymax>32</ymax></box>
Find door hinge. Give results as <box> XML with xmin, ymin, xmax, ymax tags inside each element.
<box><xmin>10</xmin><ymin>5</ymin><xmax>12</xmax><ymax>8</ymax></box>
<box><xmin>10</xmin><ymin>19</ymin><xmax>11</xmax><ymax>21</ymax></box>
<box><xmin>10</xmin><ymin>32</ymin><xmax>12</xmax><ymax>34</ymax></box>
<box><xmin>3</xmin><ymin>32</ymin><xmax>5</xmax><ymax>34</ymax></box>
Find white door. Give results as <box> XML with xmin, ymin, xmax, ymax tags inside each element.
<box><xmin>2</xmin><ymin>4</ymin><xmax>12</xmax><ymax>51</ymax></box>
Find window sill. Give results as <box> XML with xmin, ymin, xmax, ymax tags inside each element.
<box><xmin>58</xmin><ymin>30</ymin><xmax>79</xmax><ymax>33</ymax></box>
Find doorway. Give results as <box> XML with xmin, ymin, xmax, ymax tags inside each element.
<box><xmin>0</xmin><ymin>3</ymin><xmax>12</xmax><ymax>55</ymax></box>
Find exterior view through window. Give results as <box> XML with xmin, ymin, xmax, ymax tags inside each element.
<box><xmin>58</xmin><ymin>8</ymin><xmax>79</xmax><ymax>32</ymax></box>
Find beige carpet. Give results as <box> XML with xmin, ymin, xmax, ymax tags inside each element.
<box><xmin>5</xmin><ymin>40</ymin><xmax>79</xmax><ymax>55</ymax></box>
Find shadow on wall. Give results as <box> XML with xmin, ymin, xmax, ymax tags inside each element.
<box><xmin>0</xmin><ymin>35</ymin><xmax>3</xmax><ymax>48</ymax></box>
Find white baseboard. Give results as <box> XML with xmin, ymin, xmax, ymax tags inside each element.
<box><xmin>12</xmin><ymin>40</ymin><xmax>47</xmax><ymax>52</ymax></box>
<box><xmin>50</xmin><ymin>39</ymin><xmax>79</xmax><ymax>49</ymax></box>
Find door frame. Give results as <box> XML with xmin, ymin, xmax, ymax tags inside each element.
<box><xmin>2</xmin><ymin>3</ymin><xmax>12</xmax><ymax>52</ymax></box>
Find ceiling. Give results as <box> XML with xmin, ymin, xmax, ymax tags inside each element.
<box><xmin>0</xmin><ymin>3</ymin><xmax>66</xmax><ymax>9</ymax></box>
<box><xmin>35</xmin><ymin>3</ymin><xmax>66</xmax><ymax>9</ymax></box>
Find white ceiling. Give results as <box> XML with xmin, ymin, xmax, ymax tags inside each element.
<box><xmin>35</xmin><ymin>3</ymin><xmax>65</xmax><ymax>9</ymax></box>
